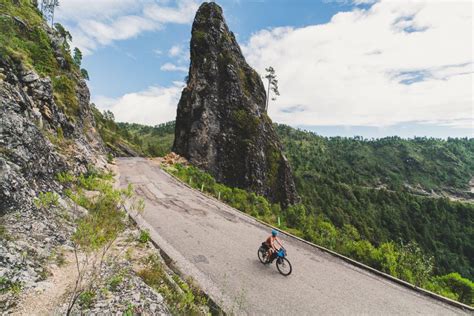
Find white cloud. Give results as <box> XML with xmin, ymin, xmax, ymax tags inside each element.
<box><xmin>93</xmin><ymin>84</ymin><xmax>184</xmax><ymax>125</ymax></box>
<box><xmin>144</xmin><ymin>0</ymin><xmax>200</xmax><ymax>24</ymax></box>
<box><xmin>161</xmin><ymin>62</ymin><xmax>188</xmax><ymax>72</ymax></box>
<box><xmin>168</xmin><ymin>45</ymin><xmax>183</xmax><ymax>57</ymax></box>
<box><xmin>57</xmin><ymin>0</ymin><xmax>200</xmax><ymax>55</ymax></box>
<box><xmin>242</xmin><ymin>0</ymin><xmax>473</xmax><ymax>128</ymax></box>
<box><xmin>56</xmin><ymin>0</ymin><xmax>141</xmax><ymax>22</ymax></box>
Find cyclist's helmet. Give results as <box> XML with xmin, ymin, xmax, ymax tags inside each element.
<box><xmin>272</xmin><ymin>229</ymin><xmax>278</xmax><ymax>237</ymax></box>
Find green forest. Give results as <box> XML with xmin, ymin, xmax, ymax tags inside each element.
<box><xmin>107</xmin><ymin>118</ymin><xmax>473</xmax><ymax>306</ymax></box>
<box><xmin>274</xmin><ymin>124</ymin><xmax>474</xmax><ymax>280</ymax></box>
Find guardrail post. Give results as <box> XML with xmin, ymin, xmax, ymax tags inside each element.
<box><xmin>189</xmin><ymin>177</ymin><xmax>192</xmax><ymax>185</ymax></box>
<box><xmin>218</xmin><ymin>191</ymin><xmax>221</xmax><ymax>200</ymax></box>
<box><xmin>201</xmin><ymin>184</ymin><xmax>204</xmax><ymax>192</ymax></box>
<box><xmin>278</xmin><ymin>216</ymin><xmax>281</xmax><ymax>227</ymax></box>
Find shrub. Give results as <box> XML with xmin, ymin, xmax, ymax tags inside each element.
<box><xmin>138</xmin><ymin>229</ymin><xmax>151</xmax><ymax>244</ymax></box>
<box><xmin>192</xmin><ymin>30</ymin><xmax>207</xmax><ymax>45</ymax></box>
<box><xmin>34</xmin><ymin>191</ymin><xmax>59</xmax><ymax>209</ymax></box>
<box><xmin>78</xmin><ymin>290</ymin><xmax>95</xmax><ymax>308</ymax></box>
<box><xmin>138</xmin><ymin>255</ymin><xmax>208</xmax><ymax>314</ymax></box>
<box><xmin>428</xmin><ymin>273</ymin><xmax>474</xmax><ymax>306</ymax></box>
<box><xmin>108</xmin><ymin>273</ymin><xmax>123</xmax><ymax>292</ymax></box>
<box><xmin>52</xmin><ymin>75</ymin><xmax>79</xmax><ymax>116</ymax></box>
<box><xmin>0</xmin><ymin>277</ymin><xmax>22</xmax><ymax>295</ymax></box>
<box><xmin>106</xmin><ymin>153</ymin><xmax>114</xmax><ymax>164</ymax></box>
<box><xmin>56</xmin><ymin>171</ymin><xmax>75</xmax><ymax>184</ymax></box>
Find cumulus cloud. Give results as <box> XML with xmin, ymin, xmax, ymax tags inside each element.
<box><xmin>57</xmin><ymin>0</ymin><xmax>200</xmax><ymax>55</ymax></box>
<box><xmin>242</xmin><ymin>0</ymin><xmax>473</xmax><ymax>129</ymax></box>
<box><xmin>168</xmin><ymin>45</ymin><xmax>183</xmax><ymax>57</ymax></box>
<box><xmin>160</xmin><ymin>63</ymin><xmax>188</xmax><ymax>72</ymax></box>
<box><xmin>93</xmin><ymin>83</ymin><xmax>184</xmax><ymax>125</ymax></box>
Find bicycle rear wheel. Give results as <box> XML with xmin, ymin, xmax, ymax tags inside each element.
<box><xmin>276</xmin><ymin>257</ymin><xmax>292</xmax><ymax>276</ymax></box>
<box><xmin>258</xmin><ymin>247</ymin><xmax>268</xmax><ymax>264</ymax></box>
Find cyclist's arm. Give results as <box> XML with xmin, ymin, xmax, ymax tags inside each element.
<box><xmin>276</xmin><ymin>237</ymin><xmax>283</xmax><ymax>249</ymax></box>
<box><xmin>270</xmin><ymin>237</ymin><xmax>277</xmax><ymax>250</ymax></box>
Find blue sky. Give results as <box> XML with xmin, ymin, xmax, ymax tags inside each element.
<box><xmin>71</xmin><ymin>0</ymin><xmax>359</xmax><ymax>98</ymax></box>
<box><xmin>56</xmin><ymin>0</ymin><xmax>473</xmax><ymax>138</ymax></box>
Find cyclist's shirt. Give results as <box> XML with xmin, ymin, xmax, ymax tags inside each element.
<box><xmin>266</xmin><ymin>236</ymin><xmax>278</xmax><ymax>249</ymax></box>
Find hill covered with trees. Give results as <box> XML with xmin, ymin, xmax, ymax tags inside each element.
<box><xmin>274</xmin><ymin>124</ymin><xmax>473</xmax><ymax>280</ymax></box>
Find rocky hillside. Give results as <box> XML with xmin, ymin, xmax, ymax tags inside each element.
<box><xmin>173</xmin><ymin>2</ymin><xmax>298</xmax><ymax>207</ymax></box>
<box><xmin>0</xmin><ymin>2</ymin><xmax>212</xmax><ymax>314</ymax></box>
<box><xmin>0</xmin><ymin>0</ymin><xmax>106</xmax><ymax>306</ymax></box>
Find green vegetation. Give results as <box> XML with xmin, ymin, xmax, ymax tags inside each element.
<box><xmin>52</xmin><ymin>75</ymin><xmax>79</xmax><ymax>117</ymax></box>
<box><xmin>166</xmin><ymin>163</ymin><xmax>279</xmax><ymax>221</ymax></box>
<box><xmin>0</xmin><ymin>0</ymin><xmax>55</xmax><ymax>75</ymax></box>
<box><xmin>117</xmin><ymin>121</ymin><xmax>175</xmax><ymax>157</ymax></box>
<box><xmin>0</xmin><ymin>0</ymin><xmax>90</xmax><ymax>123</ymax></box>
<box><xmin>138</xmin><ymin>255</ymin><xmax>209</xmax><ymax>315</ymax></box>
<box><xmin>92</xmin><ymin>108</ymin><xmax>175</xmax><ymax>157</ymax></box>
<box><xmin>57</xmin><ymin>167</ymin><xmax>136</xmax><ymax>314</ymax></box>
<box><xmin>0</xmin><ymin>276</ymin><xmax>22</xmax><ymax>295</ymax></box>
<box><xmin>34</xmin><ymin>191</ymin><xmax>59</xmax><ymax>209</ymax></box>
<box><xmin>138</xmin><ymin>229</ymin><xmax>151</xmax><ymax>244</ymax></box>
<box><xmin>275</xmin><ymin>124</ymin><xmax>474</xmax><ymax>280</ymax></box>
<box><xmin>78</xmin><ymin>290</ymin><xmax>95</xmax><ymax>309</ymax></box>
<box><xmin>192</xmin><ymin>30</ymin><xmax>207</xmax><ymax>46</ymax></box>
<box><xmin>107</xmin><ymin>272</ymin><xmax>124</xmax><ymax>292</ymax></box>
<box><xmin>426</xmin><ymin>273</ymin><xmax>474</xmax><ymax>305</ymax></box>
<box><xmin>92</xmin><ymin>108</ymin><xmax>144</xmax><ymax>156</ymax></box>
<box><xmin>275</xmin><ymin>125</ymin><xmax>473</xmax><ymax>192</ymax></box>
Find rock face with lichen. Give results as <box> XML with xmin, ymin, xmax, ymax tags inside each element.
<box><xmin>173</xmin><ymin>2</ymin><xmax>298</xmax><ymax>206</ymax></box>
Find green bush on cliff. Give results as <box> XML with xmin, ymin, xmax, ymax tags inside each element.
<box><xmin>52</xmin><ymin>75</ymin><xmax>79</xmax><ymax>116</ymax></box>
<box><xmin>0</xmin><ymin>14</ymin><xmax>56</xmax><ymax>76</ymax></box>
<box><xmin>193</xmin><ymin>30</ymin><xmax>207</xmax><ymax>45</ymax></box>
<box><xmin>0</xmin><ymin>0</ymin><xmax>92</xmax><ymax>125</ymax></box>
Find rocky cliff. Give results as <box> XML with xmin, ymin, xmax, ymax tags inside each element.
<box><xmin>173</xmin><ymin>2</ymin><xmax>298</xmax><ymax>207</ymax></box>
<box><xmin>0</xmin><ymin>1</ymin><xmax>108</xmax><ymax>307</ymax></box>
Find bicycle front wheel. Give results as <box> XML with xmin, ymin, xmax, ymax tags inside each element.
<box><xmin>276</xmin><ymin>257</ymin><xmax>292</xmax><ymax>276</ymax></box>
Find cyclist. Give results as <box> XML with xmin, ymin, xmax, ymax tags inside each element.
<box><xmin>263</xmin><ymin>229</ymin><xmax>283</xmax><ymax>263</ymax></box>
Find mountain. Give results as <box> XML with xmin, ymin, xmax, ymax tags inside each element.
<box><xmin>172</xmin><ymin>2</ymin><xmax>298</xmax><ymax>207</ymax></box>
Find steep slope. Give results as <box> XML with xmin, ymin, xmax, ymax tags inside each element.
<box><xmin>0</xmin><ymin>0</ymin><xmax>107</xmax><ymax>302</ymax></box>
<box><xmin>0</xmin><ymin>1</ymin><xmax>106</xmax><ymax>214</ymax></box>
<box><xmin>173</xmin><ymin>2</ymin><xmax>298</xmax><ymax>207</ymax></box>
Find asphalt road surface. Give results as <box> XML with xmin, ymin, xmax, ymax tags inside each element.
<box><xmin>117</xmin><ymin>157</ymin><xmax>468</xmax><ymax>315</ymax></box>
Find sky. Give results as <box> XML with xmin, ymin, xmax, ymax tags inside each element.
<box><xmin>55</xmin><ymin>0</ymin><xmax>473</xmax><ymax>138</ymax></box>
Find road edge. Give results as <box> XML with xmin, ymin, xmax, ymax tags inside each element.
<box><xmin>157</xmin><ymin>161</ymin><xmax>473</xmax><ymax>313</ymax></box>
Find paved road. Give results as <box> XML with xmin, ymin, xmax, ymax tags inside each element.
<box><xmin>117</xmin><ymin>157</ymin><xmax>468</xmax><ymax>315</ymax></box>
